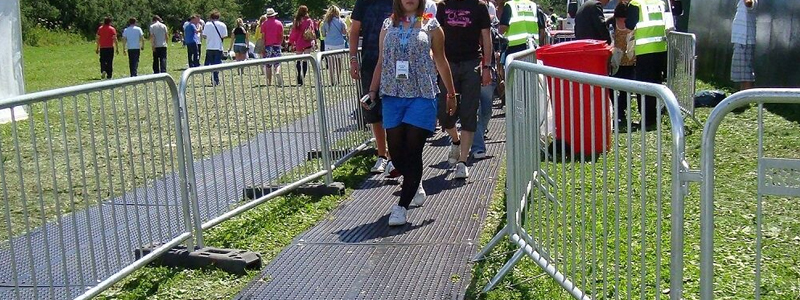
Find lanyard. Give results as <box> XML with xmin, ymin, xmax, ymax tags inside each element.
<box><xmin>399</xmin><ymin>16</ymin><xmax>417</xmax><ymax>52</ymax></box>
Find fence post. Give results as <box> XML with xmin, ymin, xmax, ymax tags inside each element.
<box><xmin>313</xmin><ymin>53</ymin><xmax>334</xmax><ymax>185</ymax></box>
<box><xmin>177</xmin><ymin>71</ymin><xmax>204</xmax><ymax>249</ymax></box>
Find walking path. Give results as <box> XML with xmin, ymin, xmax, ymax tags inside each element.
<box><xmin>235</xmin><ymin>108</ymin><xmax>506</xmax><ymax>299</ymax></box>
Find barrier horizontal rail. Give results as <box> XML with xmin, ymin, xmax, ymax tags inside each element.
<box><xmin>698</xmin><ymin>89</ymin><xmax>800</xmax><ymax>300</ymax></box>
<box><xmin>0</xmin><ymin>74</ymin><xmax>192</xmax><ymax>299</ymax></box>
<box><xmin>477</xmin><ymin>59</ymin><xmax>686</xmax><ymax>300</ymax></box>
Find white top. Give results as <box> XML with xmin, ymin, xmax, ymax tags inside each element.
<box><xmin>202</xmin><ymin>20</ymin><xmax>229</xmax><ymax>51</ymax></box>
<box><xmin>731</xmin><ymin>0</ymin><xmax>758</xmax><ymax>45</ymax></box>
<box><xmin>425</xmin><ymin>0</ymin><xmax>437</xmax><ymax>15</ymax></box>
<box><xmin>150</xmin><ymin>21</ymin><xmax>169</xmax><ymax>47</ymax></box>
<box><xmin>122</xmin><ymin>25</ymin><xmax>144</xmax><ymax>49</ymax></box>
<box><xmin>196</xmin><ymin>19</ymin><xmax>204</xmax><ymax>43</ymax></box>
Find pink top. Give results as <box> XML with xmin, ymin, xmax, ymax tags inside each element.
<box><xmin>288</xmin><ymin>17</ymin><xmax>314</xmax><ymax>51</ymax></box>
<box><xmin>260</xmin><ymin>17</ymin><xmax>284</xmax><ymax>46</ymax></box>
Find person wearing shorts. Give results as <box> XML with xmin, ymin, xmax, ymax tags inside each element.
<box><xmin>261</xmin><ymin>8</ymin><xmax>284</xmax><ymax>86</ymax></box>
<box><xmin>366</xmin><ymin>3</ymin><xmax>456</xmax><ymax>226</ymax></box>
<box><xmin>229</xmin><ymin>18</ymin><xmax>250</xmax><ymax>63</ymax></box>
<box><xmin>322</xmin><ymin>5</ymin><xmax>348</xmax><ymax>85</ymax></box>
<box><xmin>435</xmin><ymin>0</ymin><xmax>492</xmax><ymax>180</ymax></box>
<box><xmin>288</xmin><ymin>6</ymin><xmax>315</xmax><ymax>86</ymax></box>
<box><xmin>731</xmin><ymin>0</ymin><xmax>757</xmax><ymax>90</ymax></box>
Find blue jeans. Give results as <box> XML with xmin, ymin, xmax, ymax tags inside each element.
<box><xmin>204</xmin><ymin>50</ymin><xmax>223</xmax><ymax>84</ymax></box>
<box><xmin>471</xmin><ymin>83</ymin><xmax>495</xmax><ymax>155</ymax></box>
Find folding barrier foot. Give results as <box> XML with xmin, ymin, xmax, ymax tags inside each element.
<box><xmin>243</xmin><ymin>182</ymin><xmax>345</xmax><ymax>199</ymax></box>
<box><xmin>135</xmin><ymin>244</ymin><xmax>261</xmax><ymax>275</ymax></box>
<box><xmin>473</xmin><ymin>224</ymin><xmax>508</xmax><ymax>262</ymax></box>
<box><xmin>482</xmin><ymin>248</ymin><xmax>526</xmax><ymax>293</ymax></box>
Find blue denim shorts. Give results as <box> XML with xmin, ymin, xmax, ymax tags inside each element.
<box><xmin>381</xmin><ymin>96</ymin><xmax>437</xmax><ymax>133</ymax></box>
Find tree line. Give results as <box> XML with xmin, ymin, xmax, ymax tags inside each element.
<box><xmin>21</xmin><ymin>0</ymin><xmax>356</xmax><ymax>41</ymax></box>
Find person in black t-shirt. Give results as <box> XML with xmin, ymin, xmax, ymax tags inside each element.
<box><xmin>436</xmin><ymin>0</ymin><xmax>492</xmax><ymax>180</ymax></box>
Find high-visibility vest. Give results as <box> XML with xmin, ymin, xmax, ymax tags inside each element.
<box><xmin>631</xmin><ymin>0</ymin><xmax>667</xmax><ymax>55</ymax></box>
<box><xmin>505</xmin><ymin>0</ymin><xmax>539</xmax><ymax>47</ymax></box>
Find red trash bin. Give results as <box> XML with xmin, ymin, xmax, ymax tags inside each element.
<box><xmin>536</xmin><ymin>40</ymin><xmax>612</xmax><ymax>157</ymax></box>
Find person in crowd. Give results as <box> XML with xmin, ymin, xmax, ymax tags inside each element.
<box><xmin>349</xmin><ymin>0</ymin><xmax>394</xmax><ymax>175</ymax></box>
<box><xmin>549</xmin><ymin>7</ymin><xmax>559</xmax><ymax>27</ymax></box>
<box><xmin>731</xmin><ymin>0</ymin><xmax>757</xmax><ymax>90</ymax></box>
<box><xmin>498</xmin><ymin>0</ymin><xmax>547</xmax><ymax>60</ymax></box>
<box><xmin>96</xmin><ymin>17</ymin><xmax>119</xmax><ymax>79</ymax></box>
<box><xmin>202</xmin><ymin>10</ymin><xmax>228</xmax><ymax>86</ymax></box>
<box><xmin>610</xmin><ymin>0</ymin><xmax>637</xmax><ymax>130</ymax></box>
<box><xmin>253</xmin><ymin>15</ymin><xmax>266</xmax><ymax>59</ymax></box>
<box><xmin>288</xmin><ymin>5</ymin><xmax>315</xmax><ymax>85</ymax></box>
<box><xmin>366</xmin><ymin>0</ymin><xmax>456</xmax><ymax>226</ymax></box>
<box><xmin>150</xmin><ymin>15</ymin><xmax>169</xmax><ymax>74</ymax></box>
<box><xmin>122</xmin><ymin>18</ymin><xmax>145</xmax><ymax>77</ymax></box>
<box><xmin>229</xmin><ymin>18</ymin><xmax>250</xmax><ymax>63</ymax></box>
<box><xmin>184</xmin><ymin>16</ymin><xmax>201</xmax><ymax>68</ymax></box>
<box><xmin>317</xmin><ymin>19</ymin><xmax>326</xmax><ymax>51</ymax></box>
<box><xmin>172</xmin><ymin>30</ymin><xmax>183</xmax><ymax>44</ymax></box>
<box><xmin>322</xmin><ymin>5</ymin><xmax>348</xmax><ymax>85</ymax></box>
<box><xmin>196</xmin><ymin>16</ymin><xmax>205</xmax><ymax>62</ymax></box>
<box><xmin>261</xmin><ymin>8</ymin><xmax>284</xmax><ymax>86</ymax></box>
<box><xmin>627</xmin><ymin>0</ymin><xmax>667</xmax><ymax>129</ymax></box>
<box><xmin>435</xmin><ymin>0</ymin><xmax>492</xmax><ymax>179</ymax></box>
<box><xmin>473</xmin><ymin>0</ymin><xmax>501</xmax><ymax>161</ymax></box>
<box><xmin>574</xmin><ymin>0</ymin><xmax>611</xmax><ymax>44</ymax></box>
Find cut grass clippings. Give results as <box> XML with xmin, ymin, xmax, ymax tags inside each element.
<box><xmin>97</xmin><ymin>152</ymin><xmax>373</xmax><ymax>299</ymax></box>
<box><xmin>466</xmin><ymin>83</ymin><xmax>800</xmax><ymax>300</ymax></box>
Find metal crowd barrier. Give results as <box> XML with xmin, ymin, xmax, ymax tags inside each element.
<box><xmin>696</xmin><ymin>89</ymin><xmax>800</xmax><ymax>300</ymax></box>
<box><xmin>0</xmin><ymin>74</ymin><xmax>193</xmax><ymax>299</ymax></box>
<box><xmin>477</xmin><ymin>51</ymin><xmax>687</xmax><ymax>299</ymax></box>
<box><xmin>666</xmin><ymin>31</ymin><xmax>698</xmax><ymax>126</ymax></box>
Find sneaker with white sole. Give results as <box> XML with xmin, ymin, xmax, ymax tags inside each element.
<box><xmin>388</xmin><ymin>205</ymin><xmax>407</xmax><ymax>226</ymax></box>
<box><xmin>454</xmin><ymin>162</ymin><xmax>469</xmax><ymax>179</ymax></box>
<box><xmin>473</xmin><ymin>150</ymin><xmax>486</xmax><ymax>159</ymax></box>
<box><xmin>384</xmin><ymin>160</ymin><xmax>401</xmax><ymax>178</ymax></box>
<box><xmin>371</xmin><ymin>157</ymin><xmax>388</xmax><ymax>173</ymax></box>
<box><xmin>447</xmin><ymin>143</ymin><xmax>461</xmax><ymax>164</ymax></box>
<box><xmin>411</xmin><ymin>184</ymin><xmax>426</xmax><ymax>206</ymax></box>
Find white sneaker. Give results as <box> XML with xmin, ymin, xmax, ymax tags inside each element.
<box><xmin>384</xmin><ymin>160</ymin><xmax>401</xmax><ymax>178</ymax></box>
<box><xmin>473</xmin><ymin>150</ymin><xmax>486</xmax><ymax>159</ymax></box>
<box><xmin>447</xmin><ymin>144</ymin><xmax>461</xmax><ymax>164</ymax></box>
<box><xmin>371</xmin><ymin>157</ymin><xmax>388</xmax><ymax>173</ymax></box>
<box><xmin>388</xmin><ymin>205</ymin><xmax>407</xmax><ymax>226</ymax></box>
<box><xmin>454</xmin><ymin>162</ymin><xmax>469</xmax><ymax>179</ymax></box>
<box><xmin>411</xmin><ymin>184</ymin><xmax>426</xmax><ymax>206</ymax></box>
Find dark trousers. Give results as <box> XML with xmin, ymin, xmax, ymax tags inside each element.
<box><xmin>99</xmin><ymin>48</ymin><xmax>114</xmax><ymax>78</ymax></box>
<box><xmin>635</xmin><ymin>52</ymin><xmax>667</xmax><ymax>126</ymax></box>
<box><xmin>127</xmin><ymin>49</ymin><xmax>141</xmax><ymax>76</ymax></box>
<box><xmin>613</xmin><ymin>65</ymin><xmax>636</xmax><ymax>121</ymax></box>
<box><xmin>153</xmin><ymin>47</ymin><xmax>167</xmax><ymax>73</ymax></box>
<box><xmin>186</xmin><ymin>43</ymin><xmax>200</xmax><ymax>67</ymax></box>
<box><xmin>204</xmin><ymin>50</ymin><xmax>223</xmax><ymax>84</ymax></box>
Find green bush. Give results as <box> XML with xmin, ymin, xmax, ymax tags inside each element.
<box><xmin>22</xmin><ymin>25</ymin><xmax>88</xmax><ymax>47</ymax></box>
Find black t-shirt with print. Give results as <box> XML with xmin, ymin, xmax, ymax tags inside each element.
<box><xmin>436</xmin><ymin>0</ymin><xmax>491</xmax><ymax>63</ymax></box>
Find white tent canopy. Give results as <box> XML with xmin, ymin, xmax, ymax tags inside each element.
<box><xmin>0</xmin><ymin>0</ymin><xmax>28</xmax><ymax>124</ymax></box>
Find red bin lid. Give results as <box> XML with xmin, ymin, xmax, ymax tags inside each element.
<box><xmin>536</xmin><ymin>39</ymin><xmax>612</xmax><ymax>55</ymax></box>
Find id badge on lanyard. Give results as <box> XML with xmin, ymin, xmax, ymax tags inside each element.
<box><xmin>396</xmin><ymin>16</ymin><xmax>416</xmax><ymax>81</ymax></box>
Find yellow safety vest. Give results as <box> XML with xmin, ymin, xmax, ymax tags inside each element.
<box><xmin>631</xmin><ymin>0</ymin><xmax>667</xmax><ymax>55</ymax></box>
<box><xmin>505</xmin><ymin>0</ymin><xmax>540</xmax><ymax>47</ymax></box>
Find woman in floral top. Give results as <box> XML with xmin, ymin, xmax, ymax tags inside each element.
<box><xmin>366</xmin><ymin>0</ymin><xmax>456</xmax><ymax>226</ymax></box>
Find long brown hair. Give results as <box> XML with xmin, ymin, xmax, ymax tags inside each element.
<box><xmin>294</xmin><ymin>5</ymin><xmax>309</xmax><ymax>26</ymax></box>
<box><xmin>392</xmin><ymin>0</ymin><xmax>425</xmax><ymax>26</ymax></box>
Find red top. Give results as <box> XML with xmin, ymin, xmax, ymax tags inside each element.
<box><xmin>288</xmin><ymin>17</ymin><xmax>314</xmax><ymax>51</ymax></box>
<box><xmin>260</xmin><ymin>17</ymin><xmax>284</xmax><ymax>46</ymax></box>
<box><xmin>97</xmin><ymin>25</ymin><xmax>117</xmax><ymax>48</ymax></box>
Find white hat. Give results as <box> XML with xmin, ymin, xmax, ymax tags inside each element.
<box><xmin>265</xmin><ymin>8</ymin><xmax>278</xmax><ymax>17</ymax></box>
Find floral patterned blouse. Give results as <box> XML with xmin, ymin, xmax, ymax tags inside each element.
<box><xmin>379</xmin><ymin>17</ymin><xmax>440</xmax><ymax>99</ymax></box>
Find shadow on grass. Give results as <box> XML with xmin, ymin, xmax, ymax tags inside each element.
<box><xmin>765</xmin><ymin>103</ymin><xmax>800</xmax><ymax>125</ymax></box>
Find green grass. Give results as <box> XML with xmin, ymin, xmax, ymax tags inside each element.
<box><xmin>466</xmin><ymin>84</ymin><xmax>800</xmax><ymax>299</ymax></box>
<box><xmin>96</xmin><ymin>152</ymin><xmax>373</xmax><ymax>299</ymax></box>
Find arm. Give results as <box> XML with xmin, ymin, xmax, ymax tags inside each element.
<box><xmin>348</xmin><ymin>20</ymin><xmax>362</xmax><ymax>79</ymax></box>
<box><xmin>96</xmin><ymin>33</ymin><xmax>101</xmax><ymax>54</ymax></box>
<box><xmin>480</xmin><ymin>28</ymin><xmax>492</xmax><ymax>85</ymax></box>
<box><xmin>150</xmin><ymin>28</ymin><xmax>155</xmax><ymax>51</ymax></box>
<box><xmin>431</xmin><ymin>27</ymin><xmax>457</xmax><ymax>115</ymax></box>
<box><xmin>140</xmin><ymin>31</ymin><xmax>145</xmax><ymax>50</ymax></box>
<box><xmin>121</xmin><ymin>32</ymin><xmax>127</xmax><ymax>56</ymax></box>
<box><xmin>366</xmin><ymin>28</ymin><xmax>387</xmax><ymax>106</ymax></box>
<box><xmin>593</xmin><ymin>5</ymin><xmax>611</xmax><ymax>44</ymax></box>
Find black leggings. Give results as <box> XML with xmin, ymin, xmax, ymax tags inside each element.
<box><xmin>386</xmin><ymin>123</ymin><xmax>430</xmax><ymax>208</ymax></box>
